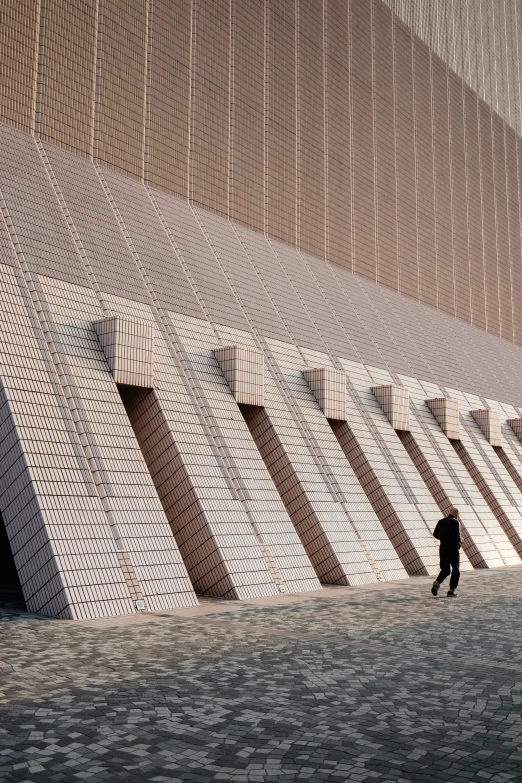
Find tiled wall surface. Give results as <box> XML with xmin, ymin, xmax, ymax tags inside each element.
<box><xmin>94</xmin><ymin>315</ymin><xmax>155</xmax><ymax>388</ymax></box>
<box><xmin>215</xmin><ymin>345</ymin><xmax>265</xmax><ymax>408</ymax></box>
<box><xmin>0</xmin><ymin>263</ymin><xmax>135</xmax><ymax>619</ymax></box>
<box><xmin>303</xmin><ymin>368</ymin><xmax>347</xmax><ymax>422</ymax></box>
<box><xmin>3</xmin><ymin>1</ymin><xmax>522</xmax><ymax>344</ymax></box>
<box><xmin>36</xmin><ymin>279</ymin><xmax>198</xmax><ymax>611</ymax></box>
<box><xmin>333</xmin><ymin>362</ymin><xmax>448</xmax><ymax>577</ymax></box>
<box><xmin>398</xmin><ymin>376</ymin><xmax>517</xmax><ymax>569</ymax></box>
<box><xmin>3</xmin><ymin>83</ymin><xmax>522</xmax><ymax>614</ymax></box>
<box><xmin>382</xmin><ymin>1</ymin><xmax>522</xmax><ymax>139</ymax></box>
<box><xmin>442</xmin><ymin>388</ymin><xmax>522</xmax><ymax>565</ymax></box>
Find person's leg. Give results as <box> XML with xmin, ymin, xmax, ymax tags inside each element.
<box><xmin>432</xmin><ymin>549</ymin><xmax>451</xmax><ymax>595</ymax></box>
<box><xmin>436</xmin><ymin>549</ymin><xmax>451</xmax><ymax>585</ymax></box>
<box><xmin>449</xmin><ymin>551</ymin><xmax>460</xmax><ymax>591</ymax></box>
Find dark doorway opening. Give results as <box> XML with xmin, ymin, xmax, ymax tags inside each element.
<box><xmin>0</xmin><ymin>515</ymin><xmax>26</xmax><ymax>611</ymax></box>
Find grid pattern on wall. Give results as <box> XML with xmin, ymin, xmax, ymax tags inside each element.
<box><xmin>399</xmin><ymin>376</ymin><xmax>517</xmax><ymax>569</ymax></box>
<box><xmin>214</xmin><ymin>345</ymin><xmax>265</xmax><ymax>408</ymax></box>
<box><xmin>471</xmin><ymin>409</ymin><xmax>503</xmax><ymax>448</ymax></box>
<box><xmin>3</xmin><ymin>0</ymin><xmax>522</xmax><ymax>344</ymax></box>
<box><xmin>426</xmin><ymin>397</ymin><xmax>460</xmax><ymax>440</ymax></box>
<box><xmin>35</xmin><ymin>277</ymin><xmax>199</xmax><ymax>612</ymax></box>
<box><xmin>303</xmin><ymin>368</ymin><xmax>347</xmax><ymax>422</ymax></box>
<box><xmin>4</xmin><ymin>117</ymin><xmax>522</xmax><ymax>616</ymax></box>
<box><xmin>3</xmin><ymin>122</ymin><xmax>522</xmax><ymax>413</ymax></box>
<box><xmin>372</xmin><ymin>385</ymin><xmax>411</xmax><ymax>432</ymax></box>
<box><xmin>95</xmin><ymin>315</ymin><xmax>155</xmax><ymax>388</ymax></box>
<box><xmin>446</xmin><ymin>388</ymin><xmax>522</xmax><ymax>562</ymax></box>
<box><xmin>381</xmin><ymin>0</ymin><xmax>522</xmax><ymax>138</ymax></box>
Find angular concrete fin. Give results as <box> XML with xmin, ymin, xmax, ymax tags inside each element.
<box><xmin>426</xmin><ymin>397</ymin><xmax>460</xmax><ymax>439</ymax></box>
<box><xmin>372</xmin><ymin>385</ymin><xmax>410</xmax><ymax>431</ymax></box>
<box><xmin>507</xmin><ymin>418</ymin><xmax>522</xmax><ymax>443</ymax></box>
<box><xmin>214</xmin><ymin>345</ymin><xmax>264</xmax><ymax>406</ymax></box>
<box><xmin>471</xmin><ymin>409</ymin><xmax>502</xmax><ymax>447</ymax></box>
<box><xmin>95</xmin><ymin>315</ymin><xmax>155</xmax><ymax>388</ymax></box>
<box><xmin>303</xmin><ymin>367</ymin><xmax>347</xmax><ymax>421</ymax></box>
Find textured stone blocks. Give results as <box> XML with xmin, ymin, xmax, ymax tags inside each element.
<box><xmin>372</xmin><ymin>385</ymin><xmax>410</xmax><ymax>431</ymax></box>
<box><xmin>94</xmin><ymin>315</ymin><xmax>154</xmax><ymax>388</ymax></box>
<box><xmin>303</xmin><ymin>367</ymin><xmax>346</xmax><ymax>421</ymax></box>
<box><xmin>426</xmin><ymin>397</ymin><xmax>460</xmax><ymax>439</ymax></box>
<box><xmin>471</xmin><ymin>409</ymin><xmax>502</xmax><ymax>447</ymax></box>
<box><xmin>214</xmin><ymin>345</ymin><xmax>264</xmax><ymax>406</ymax></box>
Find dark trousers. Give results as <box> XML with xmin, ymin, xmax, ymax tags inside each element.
<box><xmin>436</xmin><ymin>547</ymin><xmax>460</xmax><ymax>591</ymax></box>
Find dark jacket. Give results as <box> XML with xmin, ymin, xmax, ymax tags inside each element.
<box><xmin>433</xmin><ymin>515</ymin><xmax>461</xmax><ymax>549</ymax></box>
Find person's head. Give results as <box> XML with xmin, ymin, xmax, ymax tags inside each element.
<box><xmin>449</xmin><ymin>506</ymin><xmax>460</xmax><ymax>519</ymax></box>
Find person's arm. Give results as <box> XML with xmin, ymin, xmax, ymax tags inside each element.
<box><xmin>433</xmin><ymin>521</ymin><xmax>441</xmax><ymax>540</ymax></box>
<box><xmin>456</xmin><ymin>518</ymin><xmax>462</xmax><ymax>546</ymax></box>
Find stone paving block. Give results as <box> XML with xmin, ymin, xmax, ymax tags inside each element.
<box><xmin>1</xmin><ymin>568</ymin><xmax>522</xmax><ymax>782</ymax></box>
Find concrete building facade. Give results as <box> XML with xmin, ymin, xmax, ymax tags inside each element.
<box><xmin>2</xmin><ymin>0</ymin><xmax>522</xmax><ymax>618</ymax></box>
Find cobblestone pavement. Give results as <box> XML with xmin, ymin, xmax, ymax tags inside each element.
<box><xmin>2</xmin><ymin>568</ymin><xmax>522</xmax><ymax>783</ymax></box>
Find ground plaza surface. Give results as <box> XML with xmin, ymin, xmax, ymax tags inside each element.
<box><xmin>1</xmin><ymin>566</ymin><xmax>522</xmax><ymax>782</ymax></box>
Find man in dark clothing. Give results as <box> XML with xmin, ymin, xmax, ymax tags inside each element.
<box><xmin>431</xmin><ymin>506</ymin><xmax>462</xmax><ymax>597</ymax></box>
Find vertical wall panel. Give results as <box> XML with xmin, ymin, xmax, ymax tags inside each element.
<box><xmin>36</xmin><ymin>0</ymin><xmax>97</xmax><ymax>155</ymax></box>
<box><xmin>394</xmin><ymin>18</ymin><xmax>418</xmax><ymax>299</ymax></box>
<box><xmin>492</xmin><ymin>113</ymin><xmax>514</xmax><ymax>341</ymax></box>
<box><xmin>516</xmin><ymin>135</ymin><xmax>522</xmax><ymax>345</ymax></box>
<box><xmin>265</xmin><ymin>0</ymin><xmax>297</xmax><ymax>244</ymax></box>
<box><xmin>373</xmin><ymin>1</ymin><xmax>397</xmax><ymax>291</ymax></box>
<box><xmin>94</xmin><ymin>0</ymin><xmax>148</xmax><ymax>178</ymax></box>
<box><xmin>448</xmin><ymin>71</ymin><xmax>472</xmax><ymax>324</ymax></box>
<box><xmin>296</xmin><ymin>0</ymin><xmax>325</xmax><ymax>257</ymax></box>
<box><xmin>0</xmin><ymin>0</ymin><xmax>40</xmax><ymax>132</ymax></box>
<box><xmin>464</xmin><ymin>86</ymin><xmax>487</xmax><ymax>330</ymax></box>
<box><xmin>145</xmin><ymin>0</ymin><xmax>191</xmax><ymax>196</ymax></box>
<box><xmin>480</xmin><ymin>2</ymin><xmax>498</xmax><ymax>125</ymax></box>
<box><xmin>413</xmin><ymin>38</ymin><xmax>437</xmax><ymax>310</ymax></box>
<box><xmin>351</xmin><ymin>0</ymin><xmax>376</xmax><ymax>282</ymax></box>
<box><xmin>189</xmin><ymin>0</ymin><xmax>230</xmax><ymax>215</ymax></box>
<box><xmin>478</xmin><ymin>99</ymin><xmax>501</xmax><ymax>337</ymax></box>
<box><xmin>511</xmin><ymin>1</ymin><xmax>522</xmax><ymax>135</ymax></box>
<box><xmin>344</xmin><ymin>1</ymin><xmax>522</xmax><ymax>140</ymax></box>
<box><xmin>324</xmin><ymin>0</ymin><xmax>351</xmax><ymax>271</ymax></box>
<box><xmin>431</xmin><ymin>57</ymin><xmax>455</xmax><ymax>317</ymax></box>
<box><xmin>229</xmin><ymin>0</ymin><xmax>265</xmax><ymax>231</ymax></box>
<box><xmin>509</xmin><ymin>128</ymin><xmax>522</xmax><ymax>345</ymax></box>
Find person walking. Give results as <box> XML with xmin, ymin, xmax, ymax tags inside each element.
<box><xmin>431</xmin><ymin>506</ymin><xmax>462</xmax><ymax>597</ymax></box>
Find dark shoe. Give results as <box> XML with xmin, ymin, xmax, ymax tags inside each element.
<box><xmin>447</xmin><ymin>589</ymin><xmax>458</xmax><ymax>597</ymax></box>
<box><xmin>431</xmin><ymin>581</ymin><xmax>439</xmax><ymax>596</ymax></box>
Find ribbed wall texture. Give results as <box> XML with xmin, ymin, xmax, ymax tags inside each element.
<box><xmin>382</xmin><ymin>0</ymin><xmax>522</xmax><ymax>137</ymax></box>
<box><xmin>2</xmin><ymin>0</ymin><xmax>522</xmax><ymax>345</ymax></box>
<box><xmin>2</xmin><ymin>119</ymin><xmax>522</xmax><ymax>616</ymax></box>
